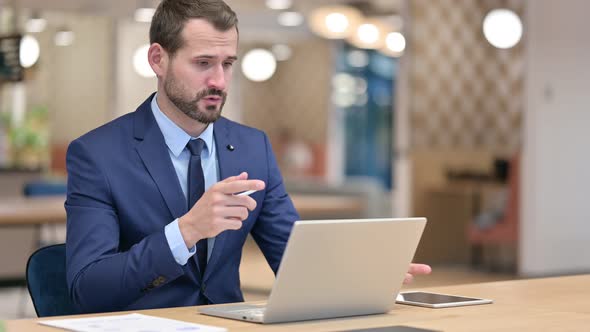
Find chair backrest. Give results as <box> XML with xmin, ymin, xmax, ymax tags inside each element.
<box><xmin>26</xmin><ymin>244</ymin><xmax>80</xmax><ymax>317</ymax></box>
<box><xmin>23</xmin><ymin>180</ymin><xmax>67</xmax><ymax>197</ymax></box>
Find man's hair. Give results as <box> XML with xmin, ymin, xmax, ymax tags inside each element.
<box><xmin>150</xmin><ymin>0</ymin><xmax>238</xmax><ymax>56</ymax></box>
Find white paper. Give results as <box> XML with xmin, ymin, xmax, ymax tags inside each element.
<box><xmin>39</xmin><ymin>313</ymin><xmax>227</xmax><ymax>332</ymax></box>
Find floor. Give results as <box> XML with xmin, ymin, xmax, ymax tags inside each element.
<box><xmin>0</xmin><ymin>238</ymin><xmax>516</xmax><ymax>320</ymax></box>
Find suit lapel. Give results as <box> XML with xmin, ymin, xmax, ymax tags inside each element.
<box><xmin>133</xmin><ymin>95</ymin><xmax>187</xmax><ymax>220</ymax></box>
<box><xmin>203</xmin><ymin>117</ymin><xmax>242</xmax><ymax>282</ymax></box>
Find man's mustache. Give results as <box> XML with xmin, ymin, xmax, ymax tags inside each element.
<box><xmin>196</xmin><ymin>88</ymin><xmax>226</xmax><ymax>100</ymax></box>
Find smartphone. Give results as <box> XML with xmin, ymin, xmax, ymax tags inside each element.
<box><xmin>396</xmin><ymin>291</ymin><xmax>493</xmax><ymax>308</ymax></box>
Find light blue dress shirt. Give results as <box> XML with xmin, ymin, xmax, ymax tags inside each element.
<box><xmin>151</xmin><ymin>95</ymin><xmax>219</xmax><ymax>266</ymax></box>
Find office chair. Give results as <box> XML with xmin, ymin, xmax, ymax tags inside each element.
<box><xmin>467</xmin><ymin>155</ymin><xmax>519</xmax><ymax>271</ymax></box>
<box><xmin>26</xmin><ymin>244</ymin><xmax>80</xmax><ymax>317</ymax></box>
<box><xmin>18</xmin><ymin>180</ymin><xmax>67</xmax><ymax>317</ymax></box>
<box><xmin>23</xmin><ymin>180</ymin><xmax>67</xmax><ymax>197</ymax></box>
<box><xmin>23</xmin><ymin>180</ymin><xmax>67</xmax><ymax>246</ymax></box>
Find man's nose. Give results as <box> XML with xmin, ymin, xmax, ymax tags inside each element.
<box><xmin>206</xmin><ymin>65</ymin><xmax>226</xmax><ymax>90</ymax></box>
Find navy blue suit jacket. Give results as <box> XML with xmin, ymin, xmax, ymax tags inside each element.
<box><xmin>65</xmin><ymin>94</ymin><xmax>299</xmax><ymax>313</ymax></box>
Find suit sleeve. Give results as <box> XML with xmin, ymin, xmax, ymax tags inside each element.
<box><xmin>250</xmin><ymin>133</ymin><xmax>300</xmax><ymax>274</ymax></box>
<box><xmin>65</xmin><ymin>139</ymin><xmax>185</xmax><ymax>313</ymax></box>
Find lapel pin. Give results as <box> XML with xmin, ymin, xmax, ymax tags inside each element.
<box><xmin>227</xmin><ymin>144</ymin><xmax>235</xmax><ymax>151</ymax></box>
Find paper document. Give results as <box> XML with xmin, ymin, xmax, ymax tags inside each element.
<box><xmin>39</xmin><ymin>313</ymin><xmax>227</xmax><ymax>332</ymax></box>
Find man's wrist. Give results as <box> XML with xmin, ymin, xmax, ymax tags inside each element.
<box><xmin>164</xmin><ymin>218</ymin><xmax>196</xmax><ymax>265</ymax></box>
<box><xmin>178</xmin><ymin>215</ymin><xmax>206</xmax><ymax>249</ymax></box>
<box><xmin>178</xmin><ymin>216</ymin><xmax>194</xmax><ymax>249</ymax></box>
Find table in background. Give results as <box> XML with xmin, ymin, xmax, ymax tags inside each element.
<box><xmin>0</xmin><ymin>194</ymin><xmax>364</xmax><ymax>226</ymax></box>
<box><xmin>6</xmin><ymin>274</ymin><xmax>590</xmax><ymax>331</ymax></box>
<box><xmin>0</xmin><ymin>197</ymin><xmax>66</xmax><ymax>226</ymax></box>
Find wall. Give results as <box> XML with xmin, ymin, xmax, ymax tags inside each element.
<box><xmin>407</xmin><ymin>0</ymin><xmax>524</xmax><ymax>220</ymax></box>
<box><xmin>114</xmin><ymin>20</ymin><xmax>156</xmax><ymax>118</ymax></box>
<box><xmin>33</xmin><ymin>12</ymin><xmax>114</xmax><ymax>145</ymax></box>
<box><xmin>0</xmin><ymin>11</ymin><xmax>113</xmax><ymax>148</ymax></box>
<box><xmin>240</xmin><ymin>39</ymin><xmax>331</xmax><ymax>144</ymax></box>
<box><xmin>240</xmin><ymin>39</ymin><xmax>331</xmax><ymax>175</ymax></box>
<box><xmin>520</xmin><ymin>0</ymin><xmax>590</xmax><ymax>276</ymax></box>
<box><xmin>403</xmin><ymin>0</ymin><xmax>525</xmax><ymax>264</ymax></box>
<box><xmin>409</xmin><ymin>0</ymin><xmax>524</xmax><ymax>152</ymax></box>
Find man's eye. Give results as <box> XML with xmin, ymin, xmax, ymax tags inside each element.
<box><xmin>198</xmin><ymin>61</ymin><xmax>210</xmax><ymax>66</ymax></box>
<box><xmin>223</xmin><ymin>62</ymin><xmax>234</xmax><ymax>67</ymax></box>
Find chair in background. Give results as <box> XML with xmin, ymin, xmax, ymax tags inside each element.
<box><xmin>19</xmin><ymin>180</ymin><xmax>67</xmax><ymax>317</ymax></box>
<box><xmin>23</xmin><ymin>179</ymin><xmax>67</xmax><ymax>246</ymax></box>
<box><xmin>26</xmin><ymin>244</ymin><xmax>80</xmax><ymax>317</ymax></box>
<box><xmin>467</xmin><ymin>155</ymin><xmax>519</xmax><ymax>271</ymax></box>
<box><xmin>23</xmin><ymin>180</ymin><xmax>67</xmax><ymax>197</ymax></box>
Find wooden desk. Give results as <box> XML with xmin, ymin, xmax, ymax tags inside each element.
<box><xmin>0</xmin><ymin>194</ymin><xmax>363</xmax><ymax>226</ymax></box>
<box><xmin>0</xmin><ymin>197</ymin><xmax>66</xmax><ymax>226</ymax></box>
<box><xmin>6</xmin><ymin>275</ymin><xmax>590</xmax><ymax>331</ymax></box>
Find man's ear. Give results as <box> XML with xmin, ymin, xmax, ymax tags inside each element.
<box><xmin>148</xmin><ymin>43</ymin><xmax>168</xmax><ymax>77</ymax></box>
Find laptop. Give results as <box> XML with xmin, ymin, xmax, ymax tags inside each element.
<box><xmin>199</xmin><ymin>217</ymin><xmax>427</xmax><ymax>324</ymax></box>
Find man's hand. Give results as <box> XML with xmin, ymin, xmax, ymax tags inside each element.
<box><xmin>403</xmin><ymin>263</ymin><xmax>432</xmax><ymax>284</ymax></box>
<box><xmin>178</xmin><ymin>172</ymin><xmax>264</xmax><ymax>248</ymax></box>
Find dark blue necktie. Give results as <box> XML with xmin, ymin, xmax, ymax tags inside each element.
<box><xmin>186</xmin><ymin>139</ymin><xmax>207</xmax><ymax>279</ymax></box>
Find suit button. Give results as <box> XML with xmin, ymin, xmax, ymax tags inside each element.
<box><xmin>158</xmin><ymin>276</ymin><xmax>166</xmax><ymax>283</ymax></box>
<box><xmin>201</xmin><ymin>283</ymin><xmax>206</xmax><ymax>292</ymax></box>
<box><xmin>153</xmin><ymin>280</ymin><xmax>161</xmax><ymax>287</ymax></box>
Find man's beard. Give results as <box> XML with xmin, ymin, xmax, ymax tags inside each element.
<box><xmin>164</xmin><ymin>75</ymin><xmax>227</xmax><ymax>124</ymax></box>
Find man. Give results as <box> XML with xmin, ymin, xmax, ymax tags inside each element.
<box><xmin>65</xmin><ymin>0</ymin><xmax>430</xmax><ymax>314</ymax></box>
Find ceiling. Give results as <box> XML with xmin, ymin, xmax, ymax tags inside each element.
<box><xmin>11</xmin><ymin>0</ymin><xmax>402</xmax><ymax>43</ymax></box>
<box><xmin>15</xmin><ymin>0</ymin><xmax>402</xmax><ymax>18</ymax></box>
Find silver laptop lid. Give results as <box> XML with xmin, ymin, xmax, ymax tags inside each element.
<box><xmin>263</xmin><ymin>218</ymin><xmax>427</xmax><ymax>323</ymax></box>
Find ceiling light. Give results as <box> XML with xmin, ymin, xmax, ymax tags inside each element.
<box><xmin>357</xmin><ymin>24</ymin><xmax>380</xmax><ymax>44</ymax></box>
<box><xmin>241</xmin><ymin>49</ymin><xmax>277</xmax><ymax>82</ymax></box>
<box><xmin>347</xmin><ymin>19</ymin><xmax>388</xmax><ymax>49</ymax></box>
<box><xmin>266</xmin><ymin>0</ymin><xmax>292</xmax><ymax>10</ymax></box>
<box><xmin>309</xmin><ymin>5</ymin><xmax>363</xmax><ymax>39</ymax></box>
<box><xmin>326</xmin><ymin>13</ymin><xmax>349</xmax><ymax>33</ymax></box>
<box><xmin>483</xmin><ymin>9</ymin><xmax>523</xmax><ymax>49</ymax></box>
<box><xmin>278</xmin><ymin>11</ymin><xmax>304</xmax><ymax>27</ymax></box>
<box><xmin>134</xmin><ymin>7</ymin><xmax>156</xmax><ymax>23</ymax></box>
<box><xmin>379</xmin><ymin>31</ymin><xmax>405</xmax><ymax>58</ymax></box>
<box><xmin>54</xmin><ymin>28</ymin><xmax>75</xmax><ymax>46</ymax></box>
<box><xmin>19</xmin><ymin>35</ymin><xmax>40</xmax><ymax>68</ymax></box>
<box><xmin>133</xmin><ymin>44</ymin><xmax>155</xmax><ymax>78</ymax></box>
<box><xmin>386</xmin><ymin>32</ymin><xmax>406</xmax><ymax>53</ymax></box>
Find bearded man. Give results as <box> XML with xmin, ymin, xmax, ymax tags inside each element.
<box><xmin>65</xmin><ymin>0</ymin><xmax>431</xmax><ymax>314</ymax></box>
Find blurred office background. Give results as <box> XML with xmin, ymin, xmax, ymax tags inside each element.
<box><xmin>0</xmin><ymin>0</ymin><xmax>589</xmax><ymax>319</ymax></box>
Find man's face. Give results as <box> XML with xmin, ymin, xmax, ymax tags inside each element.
<box><xmin>163</xmin><ymin>19</ymin><xmax>238</xmax><ymax>123</ymax></box>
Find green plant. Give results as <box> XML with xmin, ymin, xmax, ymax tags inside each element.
<box><xmin>3</xmin><ymin>105</ymin><xmax>49</xmax><ymax>168</ymax></box>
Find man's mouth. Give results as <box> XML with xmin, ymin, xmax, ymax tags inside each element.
<box><xmin>200</xmin><ymin>96</ymin><xmax>223</xmax><ymax>108</ymax></box>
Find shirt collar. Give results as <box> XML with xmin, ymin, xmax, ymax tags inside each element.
<box><xmin>150</xmin><ymin>93</ymin><xmax>215</xmax><ymax>158</ymax></box>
